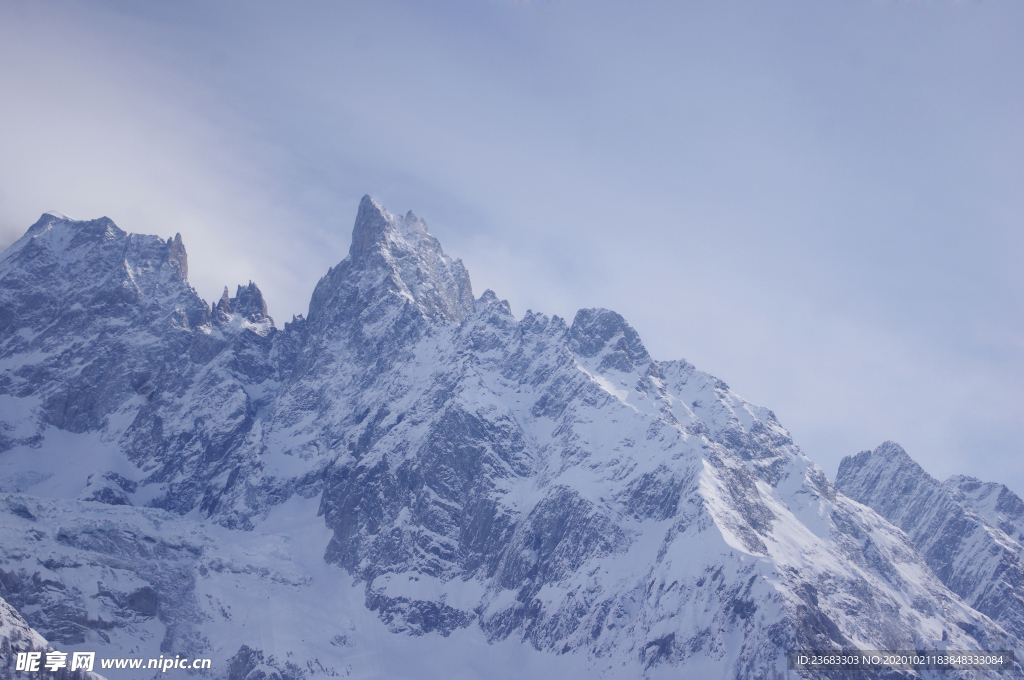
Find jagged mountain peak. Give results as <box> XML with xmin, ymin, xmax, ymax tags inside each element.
<box><xmin>31</xmin><ymin>211</ymin><xmax>120</xmax><ymax>239</ymax></box>
<box><xmin>569</xmin><ymin>307</ymin><xmax>652</xmax><ymax>372</ymax></box>
<box><xmin>164</xmin><ymin>232</ymin><xmax>187</xmax><ymax>280</ymax></box>
<box><xmin>836</xmin><ymin>441</ymin><xmax>1024</xmax><ymax>645</ymax></box>
<box><xmin>473</xmin><ymin>288</ymin><xmax>513</xmax><ymax>317</ymax></box>
<box><xmin>213</xmin><ymin>281</ymin><xmax>272</xmax><ymax>326</ymax></box>
<box><xmin>1</xmin><ymin>213</ymin><xmax>191</xmax><ymax>288</ymax></box>
<box><xmin>875</xmin><ymin>439</ymin><xmax>907</xmax><ymax>456</ymax></box>
<box><xmin>946</xmin><ymin>474</ymin><xmax>1024</xmax><ymax>543</ymax></box>
<box><xmin>231</xmin><ymin>281</ymin><xmax>270</xmax><ymax>323</ymax></box>
<box><xmin>349</xmin><ymin>194</ymin><xmax>393</xmax><ymax>259</ymax></box>
<box><xmin>837</xmin><ymin>440</ymin><xmax>921</xmax><ymax>481</ymax></box>
<box><xmin>2</xmin><ymin>213</ymin><xmax>124</xmax><ymax>265</ymax></box>
<box><xmin>0</xmin><ymin>214</ymin><xmax>202</xmax><ymax>347</ymax></box>
<box><xmin>3</xmin><ymin>201</ymin><xmax>1023</xmax><ymax>678</ymax></box>
<box><xmin>349</xmin><ymin>194</ymin><xmax>432</xmax><ymax>260</ymax></box>
<box><xmin>307</xmin><ymin>196</ymin><xmax>473</xmax><ymax>329</ymax></box>
<box><xmin>836</xmin><ymin>440</ymin><xmax>931</xmax><ymax>511</ymax></box>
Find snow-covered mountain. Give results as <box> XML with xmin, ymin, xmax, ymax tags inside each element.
<box><xmin>2</xmin><ymin>592</ymin><xmax>51</xmax><ymax>676</ymax></box>
<box><xmin>836</xmin><ymin>441</ymin><xmax>1024</xmax><ymax>644</ymax></box>
<box><xmin>1</xmin><ymin>588</ymin><xmax>103</xmax><ymax>680</ymax></box>
<box><xmin>0</xmin><ymin>200</ymin><xmax>1019</xmax><ymax>678</ymax></box>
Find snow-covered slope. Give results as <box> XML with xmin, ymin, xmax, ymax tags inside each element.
<box><xmin>836</xmin><ymin>441</ymin><xmax>1024</xmax><ymax>644</ymax></box>
<box><xmin>1</xmin><ymin>199</ymin><xmax>1020</xmax><ymax>678</ymax></box>
<box><xmin>0</xmin><ymin>211</ymin><xmax>297</xmax><ymax>526</ymax></box>
<box><xmin>948</xmin><ymin>474</ymin><xmax>1024</xmax><ymax>546</ymax></box>
<box><xmin>1</xmin><ymin>591</ymin><xmax>50</xmax><ymax>664</ymax></box>
<box><xmin>1</xmin><ymin>586</ymin><xmax>103</xmax><ymax>680</ymax></box>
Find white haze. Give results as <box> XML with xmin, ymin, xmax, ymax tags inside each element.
<box><xmin>0</xmin><ymin>0</ymin><xmax>1022</xmax><ymax>493</ymax></box>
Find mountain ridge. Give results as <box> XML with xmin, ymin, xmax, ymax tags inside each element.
<box><xmin>0</xmin><ymin>199</ymin><xmax>1019</xmax><ymax>678</ymax></box>
<box><xmin>836</xmin><ymin>441</ymin><xmax>1024</xmax><ymax>644</ymax></box>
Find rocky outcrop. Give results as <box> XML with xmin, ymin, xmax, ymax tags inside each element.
<box><xmin>837</xmin><ymin>441</ymin><xmax>1024</xmax><ymax>642</ymax></box>
<box><xmin>0</xmin><ymin>200</ymin><xmax>1020</xmax><ymax>678</ymax></box>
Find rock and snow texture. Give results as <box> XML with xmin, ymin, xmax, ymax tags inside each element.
<box><xmin>836</xmin><ymin>441</ymin><xmax>1024</xmax><ymax>644</ymax></box>
<box><xmin>0</xmin><ymin>211</ymin><xmax>291</xmax><ymax>526</ymax></box>
<box><xmin>0</xmin><ymin>199</ymin><xmax>1020</xmax><ymax>678</ymax></box>
<box><xmin>1</xmin><ymin>587</ymin><xmax>104</xmax><ymax>680</ymax></box>
<box><xmin>1</xmin><ymin>592</ymin><xmax>50</xmax><ymax>663</ymax></box>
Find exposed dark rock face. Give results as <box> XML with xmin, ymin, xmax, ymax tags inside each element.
<box><xmin>1</xmin><ymin>592</ymin><xmax>98</xmax><ymax>680</ymax></box>
<box><xmin>0</xmin><ymin>201</ymin><xmax>1020</xmax><ymax>678</ymax></box>
<box><xmin>837</xmin><ymin>441</ymin><xmax>1024</xmax><ymax>642</ymax></box>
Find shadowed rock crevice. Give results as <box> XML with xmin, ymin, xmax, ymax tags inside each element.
<box><xmin>1</xmin><ymin>203</ymin><xmax>1020</xmax><ymax>678</ymax></box>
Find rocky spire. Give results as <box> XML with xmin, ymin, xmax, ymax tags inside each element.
<box><xmin>218</xmin><ymin>286</ymin><xmax>231</xmax><ymax>313</ymax></box>
<box><xmin>348</xmin><ymin>195</ymin><xmax>393</xmax><ymax>260</ymax></box>
<box><xmin>165</xmin><ymin>233</ymin><xmax>188</xmax><ymax>280</ymax></box>
<box><xmin>230</xmin><ymin>282</ymin><xmax>271</xmax><ymax>324</ymax></box>
<box><xmin>212</xmin><ymin>286</ymin><xmax>232</xmax><ymax>322</ymax></box>
<box><xmin>306</xmin><ymin>195</ymin><xmax>474</xmax><ymax>329</ymax></box>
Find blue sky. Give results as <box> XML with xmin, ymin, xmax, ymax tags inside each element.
<box><xmin>1</xmin><ymin>0</ymin><xmax>1022</xmax><ymax>493</ymax></box>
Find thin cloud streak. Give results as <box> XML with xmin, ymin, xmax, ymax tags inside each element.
<box><xmin>1</xmin><ymin>0</ymin><xmax>1022</xmax><ymax>493</ymax></box>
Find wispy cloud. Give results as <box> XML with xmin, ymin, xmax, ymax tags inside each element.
<box><xmin>1</xmin><ymin>0</ymin><xmax>1022</xmax><ymax>492</ymax></box>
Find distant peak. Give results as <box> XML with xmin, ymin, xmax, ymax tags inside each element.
<box><xmin>233</xmin><ymin>281</ymin><xmax>271</xmax><ymax>323</ymax></box>
<box><xmin>349</xmin><ymin>195</ymin><xmax>432</xmax><ymax>261</ymax></box>
<box><xmin>876</xmin><ymin>440</ymin><xmax>908</xmax><ymax>457</ymax></box>
<box><xmin>349</xmin><ymin>195</ymin><xmax>391</xmax><ymax>259</ymax></box>
<box><xmin>11</xmin><ymin>214</ymin><xmax>125</xmax><ymax>253</ymax></box>
<box><xmin>214</xmin><ymin>286</ymin><xmax>232</xmax><ymax>316</ymax></box>
<box><xmin>569</xmin><ymin>308</ymin><xmax>651</xmax><ymax>369</ymax></box>
<box><xmin>474</xmin><ymin>289</ymin><xmax>512</xmax><ymax>316</ymax></box>
<box><xmin>211</xmin><ymin>281</ymin><xmax>271</xmax><ymax>325</ymax></box>
<box><xmin>165</xmin><ymin>233</ymin><xmax>188</xmax><ymax>280</ymax></box>
<box><xmin>308</xmin><ymin>195</ymin><xmax>474</xmax><ymax>328</ymax></box>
